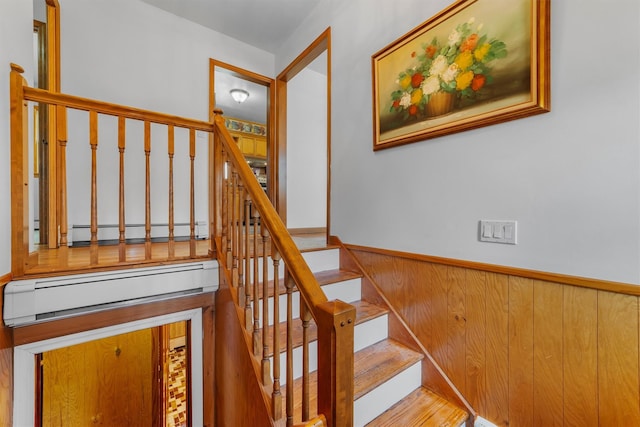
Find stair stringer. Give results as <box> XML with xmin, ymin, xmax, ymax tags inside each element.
<box><xmin>331</xmin><ymin>236</ymin><xmax>477</xmax><ymax>423</ymax></box>
<box><xmin>215</xmin><ymin>260</ymin><xmax>279</xmax><ymax>427</ymax></box>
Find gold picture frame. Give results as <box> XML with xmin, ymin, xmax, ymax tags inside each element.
<box><xmin>372</xmin><ymin>0</ymin><xmax>550</xmax><ymax>150</ymax></box>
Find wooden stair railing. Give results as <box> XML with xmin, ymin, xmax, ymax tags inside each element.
<box><xmin>10</xmin><ymin>62</ymin><xmax>354</xmax><ymax>425</ymax></box>
<box><xmin>212</xmin><ymin>109</ymin><xmax>355</xmax><ymax>427</ymax></box>
<box><xmin>10</xmin><ymin>63</ymin><xmax>214</xmax><ymax>276</ymax></box>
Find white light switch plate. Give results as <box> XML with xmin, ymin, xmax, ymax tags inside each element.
<box><xmin>479</xmin><ymin>220</ymin><xmax>517</xmax><ymax>244</ymax></box>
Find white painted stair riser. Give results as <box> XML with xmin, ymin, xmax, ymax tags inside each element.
<box><xmin>242</xmin><ymin>248</ymin><xmax>341</xmax><ymax>282</ymax></box>
<box><xmin>268</xmin><ymin>314</ymin><xmax>389</xmax><ymax>386</ymax></box>
<box><xmin>259</xmin><ymin>278</ymin><xmax>363</xmax><ymax>326</ymax></box>
<box><xmin>353</xmin><ymin>362</ymin><xmax>422</xmax><ymax>427</ymax></box>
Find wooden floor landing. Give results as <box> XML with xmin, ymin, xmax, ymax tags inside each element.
<box><xmin>20</xmin><ymin>233</ymin><xmax>330</xmax><ymax>279</ymax></box>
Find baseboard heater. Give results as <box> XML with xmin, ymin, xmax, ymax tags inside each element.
<box><xmin>3</xmin><ymin>260</ymin><xmax>219</xmax><ymax>327</ymax></box>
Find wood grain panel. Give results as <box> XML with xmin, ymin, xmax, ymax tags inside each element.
<box><xmin>431</xmin><ymin>264</ymin><xmax>450</xmax><ymax>376</ymax></box>
<box><xmin>215</xmin><ymin>283</ymin><xmax>273</xmax><ymax>427</ymax></box>
<box><xmin>348</xmin><ymin>244</ymin><xmax>640</xmax><ymax>427</ymax></box>
<box><xmin>484</xmin><ymin>272</ymin><xmax>509</xmax><ymax>427</ymax></box>
<box><xmin>562</xmin><ymin>286</ymin><xmax>598</xmax><ymax>427</ymax></box>
<box><xmin>533</xmin><ymin>280</ymin><xmax>563</xmax><ymax>426</ymax></box>
<box><xmin>464</xmin><ymin>269</ymin><xmax>486</xmax><ymax>414</ymax></box>
<box><xmin>402</xmin><ymin>262</ymin><xmax>433</xmax><ymax>349</ymax></box>
<box><xmin>597</xmin><ymin>291</ymin><xmax>640</xmax><ymax>425</ymax></box>
<box><xmin>508</xmin><ymin>276</ymin><xmax>534</xmax><ymax>427</ymax></box>
<box><xmin>446</xmin><ymin>267</ymin><xmax>466</xmax><ymax>391</ymax></box>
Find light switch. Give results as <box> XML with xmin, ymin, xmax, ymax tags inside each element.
<box><xmin>482</xmin><ymin>223</ymin><xmax>492</xmax><ymax>238</ymax></box>
<box><xmin>479</xmin><ymin>220</ymin><xmax>517</xmax><ymax>244</ymax></box>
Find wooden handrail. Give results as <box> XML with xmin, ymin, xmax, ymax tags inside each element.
<box><xmin>213</xmin><ymin>113</ymin><xmax>329</xmax><ymax>311</ymax></box>
<box><xmin>22</xmin><ymin>86</ymin><xmax>213</xmax><ymax>131</ymax></box>
<box><xmin>10</xmin><ymin>64</ymin><xmax>215</xmax><ymax>275</ymax></box>
<box><xmin>212</xmin><ymin>110</ymin><xmax>355</xmax><ymax>426</ymax></box>
<box><xmin>10</xmin><ymin>62</ymin><xmax>354</xmax><ymax>426</ymax></box>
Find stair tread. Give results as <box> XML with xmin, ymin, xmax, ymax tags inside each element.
<box><xmin>262</xmin><ymin>300</ymin><xmax>388</xmax><ymax>356</ymax></box>
<box><xmin>353</xmin><ymin>339</ymin><xmax>423</xmax><ymax>400</ymax></box>
<box><xmin>282</xmin><ymin>339</ymin><xmax>426</xmax><ymax>424</ymax></box>
<box><xmin>365</xmin><ymin>387</ymin><xmax>469</xmax><ymax>427</ymax></box>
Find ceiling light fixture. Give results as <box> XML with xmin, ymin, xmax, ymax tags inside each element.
<box><xmin>230</xmin><ymin>88</ymin><xmax>250</xmax><ymax>103</ymax></box>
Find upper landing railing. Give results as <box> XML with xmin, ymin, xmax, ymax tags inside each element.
<box><xmin>9</xmin><ymin>63</ymin><xmax>355</xmax><ymax>426</ymax></box>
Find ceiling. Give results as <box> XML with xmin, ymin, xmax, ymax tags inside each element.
<box><xmin>139</xmin><ymin>0</ymin><xmax>324</xmax><ymax>124</ymax></box>
<box><xmin>139</xmin><ymin>0</ymin><xmax>322</xmax><ymax>54</ymax></box>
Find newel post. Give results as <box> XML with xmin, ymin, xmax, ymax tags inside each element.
<box><xmin>9</xmin><ymin>64</ymin><xmax>30</xmax><ymax>277</ymax></box>
<box><xmin>316</xmin><ymin>299</ymin><xmax>355</xmax><ymax>427</ymax></box>
<box><xmin>211</xmin><ymin>108</ymin><xmax>225</xmax><ymax>256</ymax></box>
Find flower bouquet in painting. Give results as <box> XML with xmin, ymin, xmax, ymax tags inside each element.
<box><xmin>389</xmin><ymin>18</ymin><xmax>507</xmax><ymax>122</ymax></box>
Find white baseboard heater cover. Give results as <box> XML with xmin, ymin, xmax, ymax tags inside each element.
<box><xmin>3</xmin><ymin>260</ymin><xmax>219</xmax><ymax>326</ymax></box>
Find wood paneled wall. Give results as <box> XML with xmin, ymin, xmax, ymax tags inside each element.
<box><xmin>215</xmin><ymin>282</ymin><xmax>274</xmax><ymax>427</ymax></box>
<box><xmin>348</xmin><ymin>246</ymin><xmax>640</xmax><ymax>427</ymax></box>
<box><xmin>0</xmin><ymin>274</ymin><xmax>13</xmax><ymax>427</ymax></box>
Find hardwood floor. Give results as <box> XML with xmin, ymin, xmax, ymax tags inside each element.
<box><xmin>21</xmin><ymin>239</ymin><xmax>213</xmax><ymax>277</ymax></box>
<box><xmin>20</xmin><ymin>232</ymin><xmax>327</xmax><ymax>278</ymax></box>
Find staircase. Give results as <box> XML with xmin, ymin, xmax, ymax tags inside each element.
<box><xmin>264</xmin><ymin>244</ymin><xmax>470</xmax><ymax>426</ymax></box>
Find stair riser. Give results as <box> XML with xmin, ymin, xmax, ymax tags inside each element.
<box><xmin>242</xmin><ymin>248</ymin><xmax>341</xmax><ymax>283</ymax></box>
<box><xmin>267</xmin><ymin>314</ymin><xmax>388</xmax><ymax>386</ymax></box>
<box><xmin>259</xmin><ymin>279</ymin><xmax>362</xmax><ymax>326</ymax></box>
<box><xmin>353</xmin><ymin>361</ymin><xmax>422</xmax><ymax>427</ymax></box>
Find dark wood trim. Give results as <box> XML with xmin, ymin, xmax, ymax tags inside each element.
<box><xmin>289</xmin><ymin>227</ymin><xmax>327</xmax><ymax>235</ymax></box>
<box><xmin>13</xmin><ymin>292</ymin><xmax>214</xmax><ymax>346</ymax></box>
<box><xmin>209</xmin><ymin>58</ymin><xmax>276</xmax><ymax>246</ymax></box>
<box><xmin>344</xmin><ymin>243</ymin><xmax>640</xmax><ymax>295</ymax></box>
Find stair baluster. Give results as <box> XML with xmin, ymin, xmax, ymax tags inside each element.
<box><xmin>89</xmin><ymin>110</ymin><xmax>99</xmax><ymax>265</ymax></box>
<box><xmin>272</xmin><ymin>250</ymin><xmax>283</xmax><ymax>419</ymax></box>
<box><xmin>244</xmin><ymin>192</ymin><xmax>252</xmax><ymax>330</ymax></box>
<box><xmin>189</xmin><ymin>128</ymin><xmax>196</xmax><ymax>258</ymax></box>
<box><xmin>167</xmin><ymin>124</ymin><xmax>175</xmax><ymax>260</ymax></box>
<box><xmin>57</xmin><ymin>105</ymin><xmax>69</xmax><ymax>261</ymax></box>
<box><xmin>144</xmin><ymin>120</ymin><xmax>151</xmax><ymax>260</ymax></box>
<box><xmin>237</xmin><ymin>180</ymin><xmax>246</xmax><ymax>303</ymax></box>
<box><xmin>261</xmin><ymin>224</ymin><xmax>272</xmax><ymax>385</ymax></box>
<box><xmin>285</xmin><ymin>270</ymin><xmax>294</xmax><ymax>426</ymax></box>
<box><xmin>117</xmin><ymin>116</ymin><xmax>127</xmax><ymax>262</ymax></box>
<box><xmin>223</xmin><ymin>153</ymin><xmax>232</xmax><ymax>269</ymax></box>
<box><xmin>301</xmin><ymin>301</ymin><xmax>312</xmax><ymax>421</ymax></box>
<box><xmin>252</xmin><ymin>209</ymin><xmax>261</xmax><ymax>356</ymax></box>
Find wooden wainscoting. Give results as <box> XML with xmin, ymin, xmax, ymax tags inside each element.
<box><xmin>346</xmin><ymin>245</ymin><xmax>640</xmax><ymax>427</ymax></box>
<box><xmin>0</xmin><ymin>273</ymin><xmax>13</xmax><ymax>427</ymax></box>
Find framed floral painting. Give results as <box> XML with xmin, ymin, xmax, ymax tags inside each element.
<box><xmin>372</xmin><ymin>0</ymin><xmax>550</xmax><ymax>150</ymax></box>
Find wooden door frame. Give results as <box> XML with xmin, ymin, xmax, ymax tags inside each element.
<box><xmin>33</xmin><ymin>20</ymin><xmax>49</xmax><ymax>244</ymax></box>
<box><xmin>275</xmin><ymin>28</ymin><xmax>331</xmax><ymax>236</ymax></box>
<box><xmin>45</xmin><ymin>0</ymin><xmax>61</xmax><ymax>249</ymax></box>
<box><xmin>208</xmin><ymin>59</ymin><xmax>276</xmax><ymax>239</ymax></box>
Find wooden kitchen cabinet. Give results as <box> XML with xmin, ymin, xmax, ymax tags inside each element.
<box><xmin>226</xmin><ymin>117</ymin><xmax>267</xmax><ymax>159</ymax></box>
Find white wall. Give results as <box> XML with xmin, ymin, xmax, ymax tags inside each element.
<box><xmin>287</xmin><ymin>66</ymin><xmax>327</xmax><ymax>229</ymax></box>
<box><xmin>277</xmin><ymin>0</ymin><xmax>640</xmax><ymax>284</ymax></box>
<box><xmin>0</xmin><ymin>0</ymin><xmax>274</xmax><ymax>273</ymax></box>
<box><xmin>0</xmin><ymin>0</ymin><xmax>35</xmax><ymax>276</ymax></box>
<box><xmin>58</xmin><ymin>0</ymin><xmax>275</xmax><ymax>236</ymax></box>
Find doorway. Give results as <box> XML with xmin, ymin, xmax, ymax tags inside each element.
<box><xmin>37</xmin><ymin>320</ymin><xmax>189</xmax><ymax>427</ymax></box>
<box><xmin>276</xmin><ymin>28</ymin><xmax>331</xmax><ymax>244</ymax></box>
<box><xmin>14</xmin><ymin>310</ymin><xmax>204</xmax><ymax>427</ymax></box>
<box><xmin>209</xmin><ymin>59</ymin><xmax>275</xmax><ymax>196</ymax></box>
